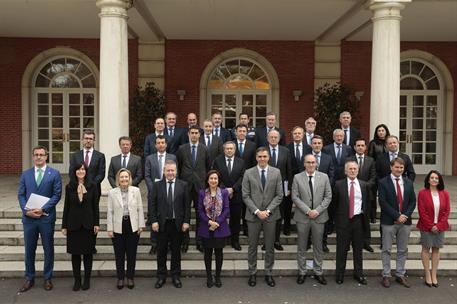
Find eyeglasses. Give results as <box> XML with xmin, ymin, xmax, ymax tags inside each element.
<box><xmin>305</xmin><ymin>161</ymin><xmax>316</xmax><ymax>164</ymax></box>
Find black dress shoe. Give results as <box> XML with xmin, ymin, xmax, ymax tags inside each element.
<box><xmin>248</xmin><ymin>275</ymin><xmax>256</xmax><ymax>287</ymax></box>
<box><xmin>265</xmin><ymin>275</ymin><xmax>276</xmax><ymax>287</ymax></box>
<box><xmin>92</xmin><ymin>248</ymin><xmax>97</xmax><ymax>254</ymax></box>
<box><xmin>155</xmin><ymin>278</ymin><xmax>166</xmax><ymax>289</ymax></box>
<box><xmin>354</xmin><ymin>276</ymin><xmax>367</xmax><ymax>285</ymax></box>
<box><xmin>172</xmin><ymin>277</ymin><xmax>182</xmax><ymax>288</ymax></box>
<box><xmin>274</xmin><ymin>242</ymin><xmax>284</xmax><ymax>251</ymax></box>
<box><xmin>231</xmin><ymin>241</ymin><xmax>242</xmax><ymax>251</ymax></box>
<box><xmin>424</xmin><ymin>281</ymin><xmax>433</xmax><ymax>287</ymax></box>
<box><xmin>149</xmin><ymin>246</ymin><xmax>157</xmax><ymax>255</ymax></box>
<box><xmin>364</xmin><ymin>244</ymin><xmax>374</xmax><ymax>253</ymax></box>
<box><xmin>19</xmin><ymin>280</ymin><xmax>34</xmax><ymax>292</ymax></box>
<box><xmin>81</xmin><ymin>278</ymin><xmax>91</xmax><ymax>290</ymax></box>
<box><xmin>214</xmin><ymin>276</ymin><xmax>222</xmax><ymax>288</ymax></box>
<box><xmin>196</xmin><ymin>244</ymin><xmax>204</xmax><ymax>253</ymax></box>
<box><xmin>296</xmin><ymin>275</ymin><xmax>306</xmax><ymax>284</ymax></box>
<box><xmin>73</xmin><ymin>278</ymin><xmax>81</xmax><ymax>291</ymax></box>
<box><xmin>127</xmin><ymin>278</ymin><xmax>134</xmax><ymax>289</ymax></box>
<box><xmin>206</xmin><ymin>276</ymin><xmax>213</xmax><ymax>288</ymax></box>
<box><xmin>336</xmin><ymin>274</ymin><xmax>344</xmax><ymax>284</ymax></box>
<box><xmin>322</xmin><ymin>243</ymin><xmax>329</xmax><ymax>253</ymax></box>
<box><xmin>283</xmin><ymin>227</ymin><xmax>291</xmax><ymax>236</ymax></box>
<box><xmin>314</xmin><ymin>275</ymin><xmax>327</xmax><ymax>285</ymax></box>
<box><xmin>371</xmin><ymin>219</ymin><xmax>376</xmax><ymax>224</ymax></box>
<box><xmin>261</xmin><ymin>244</ymin><xmax>265</xmax><ymax>251</ymax></box>
<box><xmin>117</xmin><ymin>279</ymin><xmax>124</xmax><ymax>289</ymax></box>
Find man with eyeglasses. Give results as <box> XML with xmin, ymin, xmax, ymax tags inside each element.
<box><xmin>18</xmin><ymin>146</ymin><xmax>62</xmax><ymax>292</ymax></box>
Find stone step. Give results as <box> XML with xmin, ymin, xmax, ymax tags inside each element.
<box><xmin>1</xmin><ymin>244</ymin><xmax>456</xmax><ymax>262</ymax></box>
<box><xmin>1</xmin><ymin>218</ymin><xmax>456</xmax><ymax>232</ymax></box>
<box><xmin>1</xmin><ymin>259</ymin><xmax>456</xmax><ymax>278</ymax></box>
<box><xmin>1</xmin><ymin>231</ymin><xmax>456</xmax><ymax>246</ymax></box>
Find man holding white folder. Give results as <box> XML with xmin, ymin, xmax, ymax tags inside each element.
<box><xmin>17</xmin><ymin>146</ymin><xmax>62</xmax><ymax>292</ymax></box>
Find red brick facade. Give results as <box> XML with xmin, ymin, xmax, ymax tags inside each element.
<box><xmin>0</xmin><ymin>37</ymin><xmax>138</xmax><ymax>174</ymax></box>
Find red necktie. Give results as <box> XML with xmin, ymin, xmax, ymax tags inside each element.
<box><xmin>349</xmin><ymin>181</ymin><xmax>355</xmax><ymax>219</ymax></box>
<box><xmin>395</xmin><ymin>178</ymin><xmax>403</xmax><ymax>213</ymax></box>
<box><xmin>84</xmin><ymin>150</ymin><xmax>90</xmax><ymax>167</ymax></box>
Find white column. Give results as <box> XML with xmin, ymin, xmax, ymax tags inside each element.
<box><xmin>369</xmin><ymin>0</ymin><xmax>410</xmax><ymax>136</ymax></box>
<box><xmin>96</xmin><ymin>0</ymin><xmax>131</xmax><ymax>194</ymax></box>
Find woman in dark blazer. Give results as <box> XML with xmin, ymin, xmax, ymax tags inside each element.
<box><xmin>417</xmin><ymin>170</ymin><xmax>450</xmax><ymax>287</ymax></box>
<box><xmin>197</xmin><ymin>170</ymin><xmax>230</xmax><ymax>288</ymax></box>
<box><xmin>368</xmin><ymin>124</ymin><xmax>390</xmax><ymax>160</ymax></box>
<box><xmin>62</xmin><ymin>162</ymin><xmax>100</xmax><ymax>291</ymax></box>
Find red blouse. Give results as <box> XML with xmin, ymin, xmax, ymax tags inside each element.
<box><xmin>416</xmin><ymin>188</ymin><xmax>450</xmax><ymax>232</ymax></box>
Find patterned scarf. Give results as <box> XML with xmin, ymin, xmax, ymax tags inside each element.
<box><xmin>77</xmin><ymin>183</ymin><xmax>87</xmax><ymax>203</ymax></box>
<box><xmin>203</xmin><ymin>187</ymin><xmax>223</xmax><ymax>220</ymax></box>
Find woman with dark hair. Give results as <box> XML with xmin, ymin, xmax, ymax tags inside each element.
<box><xmin>368</xmin><ymin>124</ymin><xmax>390</xmax><ymax>160</ymax></box>
<box><xmin>417</xmin><ymin>170</ymin><xmax>450</xmax><ymax>287</ymax></box>
<box><xmin>62</xmin><ymin>162</ymin><xmax>99</xmax><ymax>291</ymax></box>
<box><xmin>197</xmin><ymin>170</ymin><xmax>230</xmax><ymax>288</ymax></box>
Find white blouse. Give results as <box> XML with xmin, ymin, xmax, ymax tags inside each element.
<box><xmin>431</xmin><ymin>191</ymin><xmax>440</xmax><ymax>224</ymax></box>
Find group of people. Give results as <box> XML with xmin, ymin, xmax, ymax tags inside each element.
<box><xmin>17</xmin><ymin>110</ymin><xmax>451</xmax><ymax>293</ymax></box>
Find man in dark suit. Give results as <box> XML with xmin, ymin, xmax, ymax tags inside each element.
<box><xmin>145</xmin><ymin>135</ymin><xmax>177</xmax><ymax>254</ymax></box>
<box><xmin>211</xmin><ymin>111</ymin><xmax>233</xmax><ymax>143</ymax></box>
<box><xmin>376</xmin><ymin>135</ymin><xmax>416</xmax><ymax>181</ymax></box>
<box><xmin>322</xmin><ymin>129</ymin><xmax>354</xmax><ymax>182</ymax></box>
<box><xmin>108</xmin><ymin>136</ymin><xmax>142</xmax><ymax>188</ymax></box>
<box><xmin>200</xmin><ymin>119</ymin><xmax>223</xmax><ymax>166</ymax></box>
<box><xmin>333</xmin><ymin>161</ymin><xmax>371</xmax><ymax>285</ymax></box>
<box><xmin>212</xmin><ymin>141</ymin><xmax>246</xmax><ymax>250</ymax></box>
<box><xmin>285</xmin><ymin>126</ymin><xmax>311</xmax><ymax>235</ymax></box>
<box><xmin>267</xmin><ymin>130</ymin><xmax>292</xmax><ymax>250</ymax></box>
<box><xmin>232</xmin><ymin>113</ymin><xmax>256</xmax><ymax>142</ymax></box>
<box><xmin>378</xmin><ymin>157</ymin><xmax>416</xmax><ymax>288</ymax></box>
<box><xmin>304</xmin><ymin>117</ymin><xmax>317</xmax><ymax>146</ymax></box>
<box><xmin>255</xmin><ymin>112</ymin><xmax>286</xmax><ymax>147</ymax></box>
<box><xmin>69</xmin><ymin>130</ymin><xmax>105</xmax><ymax>253</ymax></box>
<box><xmin>165</xmin><ymin>112</ymin><xmax>186</xmax><ymax>154</ymax></box>
<box><xmin>339</xmin><ymin>111</ymin><xmax>361</xmax><ymax>152</ymax></box>
<box><xmin>177</xmin><ymin>126</ymin><xmax>210</xmax><ymax>252</ymax></box>
<box><xmin>144</xmin><ymin>117</ymin><xmax>167</xmax><ymax>158</ymax></box>
<box><xmin>347</xmin><ymin>138</ymin><xmax>376</xmax><ymax>252</ymax></box>
<box><xmin>150</xmin><ymin>160</ymin><xmax>190</xmax><ymax>289</ymax></box>
<box><xmin>179</xmin><ymin>112</ymin><xmax>204</xmax><ymax>145</ymax></box>
<box><xmin>18</xmin><ymin>146</ymin><xmax>62</xmax><ymax>292</ymax></box>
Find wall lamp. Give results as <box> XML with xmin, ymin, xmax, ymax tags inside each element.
<box><xmin>292</xmin><ymin>90</ymin><xmax>303</xmax><ymax>101</ymax></box>
<box><xmin>177</xmin><ymin>90</ymin><xmax>186</xmax><ymax>101</ymax></box>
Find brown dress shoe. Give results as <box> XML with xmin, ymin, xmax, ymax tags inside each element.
<box><xmin>395</xmin><ymin>276</ymin><xmax>411</xmax><ymax>288</ymax></box>
<box><xmin>382</xmin><ymin>277</ymin><xmax>391</xmax><ymax>288</ymax></box>
<box><xmin>19</xmin><ymin>280</ymin><xmax>34</xmax><ymax>292</ymax></box>
<box><xmin>44</xmin><ymin>280</ymin><xmax>53</xmax><ymax>291</ymax></box>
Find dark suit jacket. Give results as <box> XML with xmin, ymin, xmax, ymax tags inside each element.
<box><xmin>322</xmin><ymin>143</ymin><xmax>353</xmax><ymax>181</ymax></box>
<box><xmin>178</xmin><ymin>127</ymin><xmax>204</xmax><ymax>145</ymax></box>
<box><xmin>144</xmin><ymin>153</ymin><xmax>177</xmax><ymax>194</ymax></box>
<box><xmin>62</xmin><ymin>183</ymin><xmax>99</xmax><ymax>230</ymax></box>
<box><xmin>376</xmin><ymin>152</ymin><xmax>416</xmax><ymax>182</ymax></box>
<box><xmin>149</xmin><ymin>178</ymin><xmax>191</xmax><ymax>231</ymax></box>
<box><xmin>177</xmin><ymin>143</ymin><xmax>210</xmax><ymax>190</ymax></box>
<box><xmin>235</xmin><ymin>139</ymin><xmax>256</xmax><ymax>169</ymax></box>
<box><xmin>333</xmin><ymin>179</ymin><xmax>371</xmax><ymax>239</ymax></box>
<box><xmin>340</xmin><ymin>126</ymin><xmax>362</xmax><ymax>151</ymax></box>
<box><xmin>347</xmin><ymin>155</ymin><xmax>377</xmax><ymax>190</ymax></box>
<box><xmin>378</xmin><ymin>176</ymin><xmax>416</xmax><ymax>225</ymax></box>
<box><xmin>18</xmin><ymin>166</ymin><xmax>62</xmax><ymax>223</ymax></box>
<box><xmin>313</xmin><ymin>152</ymin><xmax>335</xmax><ymax>186</ymax></box>
<box><xmin>108</xmin><ymin>153</ymin><xmax>143</xmax><ymax>188</ymax></box>
<box><xmin>268</xmin><ymin>145</ymin><xmax>292</xmax><ymax>192</ymax></box>
<box><xmin>144</xmin><ymin>132</ymin><xmax>169</xmax><ymax>158</ymax></box>
<box><xmin>165</xmin><ymin>126</ymin><xmax>186</xmax><ymax>155</ymax></box>
<box><xmin>70</xmin><ymin>150</ymin><xmax>105</xmax><ymax>197</ymax></box>
<box><xmin>287</xmin><ymin>141</ymin><xmax>312</xmax><ymax>175</ymax></box>
<box><xmin>255</xmin><ymin>127</ymin><xmax>286</xmax><ymax>148</ymax></box>
<box><xmin>213</xmin><ymin>127</ymin><xmax>233</xmax><ymax>143</ymax></box>
<box><xmin>200</xmin><ymin>135</ymin><xmax>223</xmax><ymax>166</ymax></box>
<box><xmin>212</xmin><ymin>155</ymin><xmax>246</xmax><ymax>206</ymax></box>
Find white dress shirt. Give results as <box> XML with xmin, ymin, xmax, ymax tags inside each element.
<box><xmin>121</xmin><ymin>152</ymin><xmax>130</xmax><ymax>167</ymax></box>
<box><xmin>348</xmin><ymin>178</ymin><xmax>362</xmax><ymax>215</ymax></box>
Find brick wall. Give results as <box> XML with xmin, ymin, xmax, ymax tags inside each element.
<box><xmin>341</xmin><ymin>41</ymin><xmax>457</xmax><ymax>174</ymax></box>
<box><xmin>164</xmin><ymin>40</ymin><xmax>315</xmax><ymax>140</ymax></box>
<box><xmin>0</xmin><ymin>37</ymin><xmax>138</xmax><ymax>174</ymax></box>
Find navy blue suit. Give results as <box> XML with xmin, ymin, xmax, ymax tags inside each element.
<box><xmin>378</xmin><ymin>176</ymin><xmax>416</xmax><ymax>226</ymax></box>
<box><xmin>322</xmin><ymin>143</ymin><xmax>354</xmax><ymax>182</ymax></box>
<box><xmin>255</xmin><ymin>127</ymin><xmax>286</xmax><ymax>148</ymax></box>
<box><xmin>18</xmin><ymin>166</ymin><xmax>62</xmax><ymax>281</ymax></box>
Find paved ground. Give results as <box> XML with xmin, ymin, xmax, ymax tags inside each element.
<box><xmin>0</xmin><ymin>276</ymin><xmax>456</xmax><ymax>304</ymax></box>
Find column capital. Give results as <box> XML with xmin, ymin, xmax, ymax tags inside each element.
<box><xmin>369</xmin><ymin>0</ymin><xmax>410</xmax><ymax>21</ymax></box>
<box><xmin>96</xmin><ymin>0</ymin><xmax>132</xmax><ymax>19</ymax></box>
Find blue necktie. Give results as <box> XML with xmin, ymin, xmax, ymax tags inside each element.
<box><xmin>272</xmin><ymin>148</ymin><xmax>277</xmax><ymax>166</ymax></box>
<box><xmin>191</xmin><ymin>145</ymin><xmax>197</xmax><ymax>167</ymax></box>
<box><xmin>215</xmin><ymin>128</ymin><xmax>219</xmax><ymax>137</ymax></box>
<box><xmin>261</xmin><ymin>169</ymin><xmax>266</xmax><ymax>189</ymax></box>
<box><xmin>239</xmin><ymin>142</ymin><xmax>244</xmax><ymax>157</ymax></box>
<box><xmin>336</xmin><ymin>144</ymin><xmax>342</xmax><ymax>164</ymax></box>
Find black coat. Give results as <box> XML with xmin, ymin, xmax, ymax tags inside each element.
<box><xmin>235</xmin><ymin>139</ymin><xmax>257</xmax><ymax>169</ymax></box>
<box><xmin>212</xmin><ymin>155</ymin><xmax>246</xmax><ymax>206</ymax></box>
<box><xmin>376</xmin><ymin>152</ymin><xmax>416</xmax><ymax>182</ymax></box>
<box><xmin>70</xmin><ymin>149</ymin><xmax>106</xmax><ymax>197</ymax></box>
<box><xmin>62</xmin><ymin>183</ymin><xmax>99</xmax><ymax>231</ymax></box>
<box><xmin>255</xmin><ymin>127</ymin><xmax>286</xmax><ymax>148</ymax></box>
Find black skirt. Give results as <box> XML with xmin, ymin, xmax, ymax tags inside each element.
<box><xmin>67</xmin><ymin>228</ymin><xmax>95</xmax><ymax>255</ymax></box>
<box><xmin>201</xmin><ymin>231</ymin><xmax>226</xmax><ymax>249</ymax></box>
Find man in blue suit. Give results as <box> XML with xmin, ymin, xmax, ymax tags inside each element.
<box><xmin>18</xmin><ymin>146</ymin><xmax>62</xmax><ymax>292</ymax></box>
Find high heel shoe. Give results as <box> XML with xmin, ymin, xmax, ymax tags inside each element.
<box><xmin>424</xmin><ymin>281</ymin><xmax>432</xmax><ymax>288</ymax></box>
<box><xmin>214</xmin><ymin>276</ymin><xmax>222</xmax><ymax>288</ymax></box>
<box><xmin>73</xmin><ymin>278</ymin><xmax>81</xmax><ymax>291</ymax></box>
<box><xmin>206</xmin><ymin>276</ymin><xmax>213</xmax><ymax>288</ymax></box>
<box><xmin>432</xmin><ymin>282</ymin><xmax>439</xmax><ymax>288</ymax></box>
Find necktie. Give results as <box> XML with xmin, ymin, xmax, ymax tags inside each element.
<box><xmin>227</xmin><ymin>158</ymin><xmax>232</xmax><ymax>174</ymax></box>
<box><xmin>314</xmin><ymin>153</ymin><xmax>320</xmax><ymax>169</ymax></box>
<box><xmin>295</xmin><ymin>144</ymin><xmax>301</xmax><ymax>162</ymax></box>
<box><xmin>349</xmin><ymin>181</ymin><xmax>355</xmax><ymax>219</ymax></box>
<box><xmin>206</xmin><ymin>135</ymin><xmax>211</xmax><ymax>146</ymax></box>
<box><xmin>167</xmin><ymin>181</ymin><xmax>174</xmax><ymax>218</ymax></box>
<box><xmin>261</xmin><ymin>169</ymin><xmax>266</xmax><ymax>190</ymax></box>
<box><xmin>272</xmin><ymin>148</ymin><xmax>277</xmax><ymax>166</ymax></box>
<box><xmin>191</xmin><ymin>145</ymin><xmax>197</xmax><ymax>167</ymax></box>
<box><xmin>169</xmin><ymin>127</ymin><xmax>174</xmax><ymax>137</ymax></box>
<box><xmin>239</xmin><ymin>142</ymin><xmax>244</xmax><ymax>157</ymax></box>
<box><xmin>395</xmin><ymin>178</ymin><xmax>403</xmax><ymax>213</ymax></box>
<box><xmin>336</xmin><ymin>145</ymin><xmax>342</xmax><ymax>163</ymax></box>
<box><xmin>122</xmin><ymin>155</ymin><xmax>127</xmax><ymax>168</ymax></box>
<box><xmin>36</xmin><ymin>168</ymin><xmax>43</xmax><ymax>186</ymax></box>
<box><xmin>358</xmin><ymin>156</ymin><xmax>364</xmax><ymax>169</ymax></box>
<box><xmin>307</xmin><ymin>134</ymin><xmax>312</xmax><ymax>146</ymax></box>
<box><xmin>344</xmin><ymin>129</ymin><xmax>349</xmax><ymax>145</ymax></box>
<box><xmin>308</xmin><ymin>175</ymin><xmax>314</xmax><ymax>209</ymax></box>
<box><xmin>158</xmin><ymin>154</ymin><xmax>164</xmax><ymax>178</ymax></box>
<box><xmin>215</xmin><ymin>128</ymin><xmax>219</xmax><ymax>137</ymax></box>
<box><xmin>84</xmin><ymin>150</ymin><xmax>90</xmax><ymax>167</ymax></box>
<box><xmin>391</xmin><ymin>152</ymin><xmax>396</xmax><ymax>161</ymax></box>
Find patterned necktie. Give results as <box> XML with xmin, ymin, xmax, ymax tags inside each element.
<box><xmin>227</xmin><ymin>158</ymin><xmax>232</xmax><ymax>174</ymax></box>
<box><xmin>349</xmin><ymin>181</ymin><xmax>355</xmax><ymax>219</ymax></box>
<box><xmin>84</xmin><ymin>150</ymin><xmax>90</xmax><ymax>167</ymax></box>
<box><xmin>261</xmin><ymin>169</ymin><xmax>266</xmax><ymax>189</ymax></box>
<box><xmin>314</xmin><ymin>153</ymin><xmax>320</xmax><ymax>169</ymax></box>
<box><xmin>391</xmin><ymin>152</ymin><xmax>397</xmax><ymax>161</ymax></box>
<box><xmin>395</xmin><ymin>178</ymin><xmax>403</xmax><ymax>213</ymax></box>
<box><xmin>122</xmin><ymin>155</ymin><xmax>127</xmax><ymax>168</ymax></box>
<box><xmin>191</xmin><ymin>145</ymin><xmax>197</xmax><ymax>167</ymax></box>
<box><xmin>36</xmin><ymin>168</ymin><xmax>43</xmax><ymax>186</ymax></box>
<box><xmin>336</xmin><ymin>145</ymin><xmax>342</xmax><ymax>163</ymax></box>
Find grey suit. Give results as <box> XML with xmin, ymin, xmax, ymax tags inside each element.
<box><xmin>242</xmin><ymin>166</ymin><xmax>283</xmax><ymax>275</ymax></box>
<box><xmin>108</xmin><ymin>154</ymin><xmax>143</xmax><ymax>188</ymax></box>
<box><xmin>292</xmin><ymin>171</ymin><xmax>332</xmax><ymax>275</ymax></box>
<box><xmin>144</xmin><ymin>153</ymin><xmax>177</xmax><ymax>195</ymax></box>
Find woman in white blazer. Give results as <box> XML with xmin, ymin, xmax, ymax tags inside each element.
<box><xmin>107</xmin><ymin>168</ymin><xmax>145</xmax><ymax>290</ymax></box>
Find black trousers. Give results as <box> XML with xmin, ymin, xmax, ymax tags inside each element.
<box><xmin>275</xmin><ymin>197</ymin><xmax>287</xmax><ymax>243</ymax></box>
<box><xmin>229</xmin><ymin>201</ymin><xmax>242</xmax><ymax>237</ymax></box>
<box><xmin>335</xmin><ymin>214</ymin><xmax>364</xmax><ymax>278</ymax></box>
<box><xmin>112</xmin><ymin>217</ymin><xmax>140</xmax><ymax>280</ymax></box>
<box><xmin>282</xmin><ymin>195</ymin><xmax>293</xmax><ymax>231</ymax></box>
<box><xmin>157</xmin><ymin>219</ymin><xmax>183</xmax><ymax>279</ymax></box>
